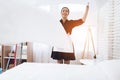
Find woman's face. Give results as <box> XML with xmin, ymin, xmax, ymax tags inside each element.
<box><xmin>61</xmin><ymin>7</ymin><xmax>69</xmax><ymax>19</ymax></box>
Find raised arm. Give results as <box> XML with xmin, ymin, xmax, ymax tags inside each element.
<box><xmin>82</xmin><ymin>3</ymin><xmax>89</xmax><ymax>22</ymax></box>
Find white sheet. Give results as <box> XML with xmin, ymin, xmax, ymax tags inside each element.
<box><xmin>0</xmin><ymin>60</ymin><xmax>120</xmax><ymax>80</ymax></box>
<box><xmin>33</xmin><ymin>43</ymin><xmax>53</xmax><ymax>63</ymax></box>
<box><xmin>0</xmin><ymin>0</ymin><xmax>74</xmax><ymax>53</ymax></box>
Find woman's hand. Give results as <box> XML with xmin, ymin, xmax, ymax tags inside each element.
<box><xmin>82</xmin><ymin>2</ymin><xmax>89</xmax><ymax>22</ymax></box>
<box><xmin>86</xmin><ymin>2</ymin><xmax>89</xmax><ymax>9</ymax></box>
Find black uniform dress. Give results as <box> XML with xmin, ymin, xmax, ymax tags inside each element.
<box><xmin>51</xmin><ymin>19</ymin><xmax>84</xmax><ymax>60</ymax></box>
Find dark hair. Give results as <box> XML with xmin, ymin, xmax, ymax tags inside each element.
<box><xmin>61</xmin><ymin>7</ymin><xmax>70</xmax><ymax>14</ymax></box>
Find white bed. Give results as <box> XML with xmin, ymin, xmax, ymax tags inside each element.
<box><xmin>0</xmin><ymin>60</ymin><xmax>120</xmax><ymax>80</ymax></box>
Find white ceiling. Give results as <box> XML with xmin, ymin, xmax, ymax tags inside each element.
<box><xmin>0</xmin><ymin>0</ymin><xmax>108</xmax><ymax>9</ymax></box>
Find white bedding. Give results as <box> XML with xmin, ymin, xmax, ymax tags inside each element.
<box><xmin>0</xmin><ymin>60</ymin><xmax>120</xmax><ymax>80</ymax></box>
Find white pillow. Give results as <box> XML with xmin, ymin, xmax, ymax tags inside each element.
<box><xmin>97</xmin><ymin>60</ymin><xmax>120</xmax><ymax>80</ymax></box>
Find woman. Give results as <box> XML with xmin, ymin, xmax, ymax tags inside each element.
<box><xmin>51</xmin><ymin>3</ymin><xmax>89</xmax><ymax>64</ymax></box>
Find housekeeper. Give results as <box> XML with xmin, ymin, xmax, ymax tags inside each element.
<box><xmin>51</xmin><ymin>3</ymin><xmax>89</xmax><ymax>64</ymax></box>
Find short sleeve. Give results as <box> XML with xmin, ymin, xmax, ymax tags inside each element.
<box><xmin>70</xmin><ymin>19</ymin><xmax>84</xmax><ymax>27</ymax></box>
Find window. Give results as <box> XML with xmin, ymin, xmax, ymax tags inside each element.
<box><xmin>98</xmin><ymin>0</ymin><xmax>120</xmax><ymax>59</ymax></box>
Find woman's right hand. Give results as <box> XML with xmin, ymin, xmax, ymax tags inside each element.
<box><xmin>87</xmin><ymin>2</ymin><xmax>89</xmax><ymax>9</ymax></box>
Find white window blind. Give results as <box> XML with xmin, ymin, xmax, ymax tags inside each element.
<box><xmin>98</xmin><ymin>0</ymin><xmax>120</xmax><ymax>59</ymax></box>
<box><xmin>112</xmin><ymin>0</ymin><xmax>120</xmax><ymax>59</ymax></box>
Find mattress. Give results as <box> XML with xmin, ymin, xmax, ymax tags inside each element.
<box><xmin>0</xmin><ymin>60</ymin><xmax>120</xmax><ymax>80</ymax></box>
